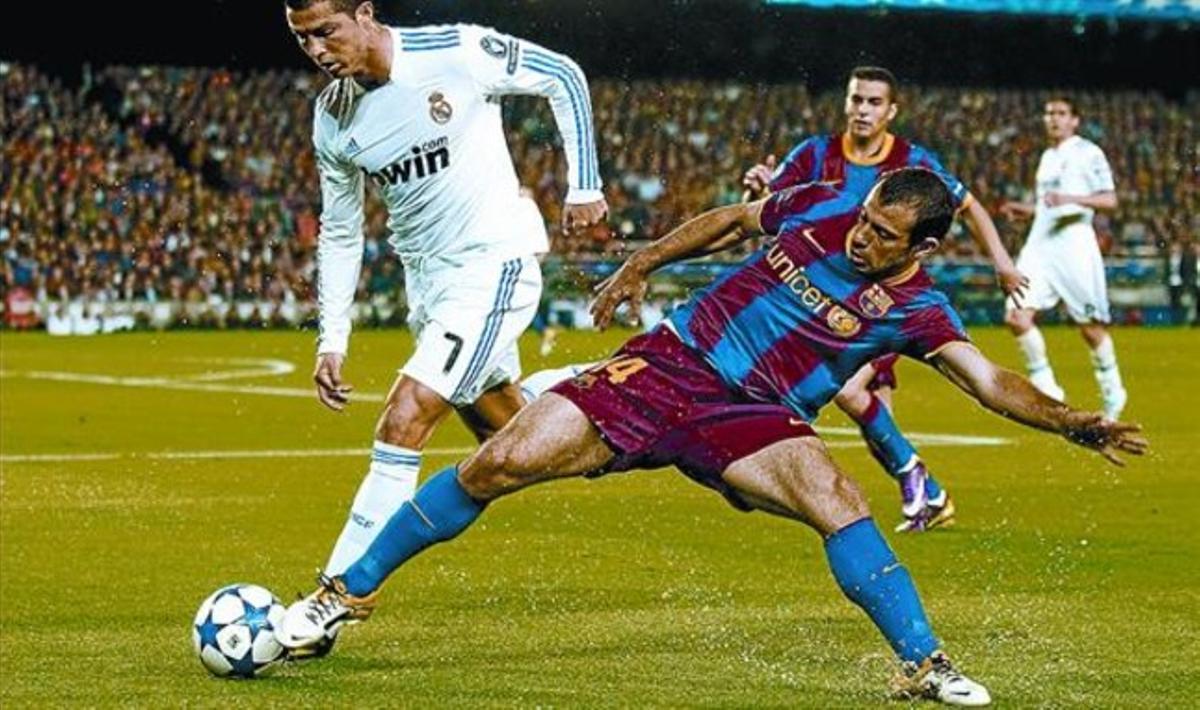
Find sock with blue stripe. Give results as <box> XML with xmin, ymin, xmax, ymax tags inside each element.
<box><xmin>825</xmin><ymin>518</ymin><xmax>940</xmax><ymax>664</ymax></box>
<box><xmin>342</xmin><ymin>466</ymin><xmax>484</xmax><ymax>597</ymax></box>
<box><xmin>855</xmin><ymin>396</ymin><xmax>943</xmax><ymax>500</ymax></box>
<box><xmin>324</xmin><ymin>442</ymin><xmax>421</xmax><ymax>576</ymax></box>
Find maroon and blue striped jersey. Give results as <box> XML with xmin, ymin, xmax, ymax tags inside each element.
<box><xmin>666</xmin><ymin>183</ymin><xmax>969</xmax><ymax>420</ymax></box>
<box><xmin>769</xmin><ymin>132</ymin><xmax>970</xmax><ymax>212</ymax></box>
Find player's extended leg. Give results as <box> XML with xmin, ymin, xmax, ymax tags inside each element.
<box><xmin>323</xmin><ymin>374</ymin><xmax>455</xmax><ymax>576</ymax></box>
<box><xmin>278</xmin><ymin>393</ymin><xmax>615</xmax><ymax>649</ymax></box>
<box><xmin>455</xmin><ymin>381</ymin><xmax>525</xmax><ymax>444</ymax></box>
<box><xmin>721</xmin><ymin>439</ymin><xmax>990</xmax><ymax>706</ymax></box>
<box><xmin>1079</xmin><ymin>322</ymin><xmax>1127</xmax><ymax>421</ymax></box>
<box><xmin>834</xmin><ymin>361</ymin><xmax>953</xmax><ymax>533</ymax></box>
<box><xmin>1005</xmin><ymin>307</ymin><xmax>1065</xmax><ymax>402</ymax></box>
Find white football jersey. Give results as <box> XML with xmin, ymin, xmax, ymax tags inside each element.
<box><xmin>313</xmin><ymin>24</ymin><xmax>603</xmax><ymax>354</ymax></box>
<box><xmin>1028</xmin><ymin>134</ymin><xmax>1115</xmax><ymax>245</ymax></box>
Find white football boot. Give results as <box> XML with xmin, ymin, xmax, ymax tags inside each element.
<box><xmin>276</xmin><ymin>572</ymin><xmax>378</xmax><ymax>652</ymax></box>
<box><xmin>893</xmin><ymin>651</ymin><xmax>992</xmax><ymax>706</ymax></box>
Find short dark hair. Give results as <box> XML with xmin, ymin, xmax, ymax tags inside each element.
<box><xmin>284</xmin><ymin>0</ymin><xmax>367</xmax><ymax>14</ymax></box>
<box><xmin>1045</xmin><ymin>95</ymin><xmax>1080</xmax><ymax>118</ymax></box>
<box><xmin>849</xmin><ymin>66</ymin><xmax>899</xmax><ymax>102</ymax></box>
<box><xmin>876</xmin><ymin>167</ymin><xmax>955</xmax><ymax>246</ymax></box>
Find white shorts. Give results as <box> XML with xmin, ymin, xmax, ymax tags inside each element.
<box><xmin>1007</xmin><ymin>230</ymin><xmax>1110</xmax><ymax>324</ymax></box>
<box><xmin>401</xmin><ymin>254</ymin><xmax>542</xmax><ymax>406</ymax></box>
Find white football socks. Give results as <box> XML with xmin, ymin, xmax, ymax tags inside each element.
<box><xmin>1016</xmin><ymin>327</ymin><xmax>1064</xmax><ymax>400</ymax></box>
<box><xmin>324</xmin><ymin>442</ymin><xmax>421</xmax><ymax>576</ymax></box>
<box><xmin>1089</xmin><ymin>334</ymin><xmax>1127</xmax><ymax>416</ymax></box>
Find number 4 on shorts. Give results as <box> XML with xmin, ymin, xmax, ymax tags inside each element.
<box><xmin>602</xmin><ymin>357</ymin><xmax>648</xmax><ymax>385</ymax></box>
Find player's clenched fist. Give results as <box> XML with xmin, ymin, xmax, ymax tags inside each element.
<box><xmin>563</xmin><ymin>198</ymin><xmax>609</xmax><ymax>235</ymax></box>
<box><xmin>741</xmin><ymin>154</ymin><xmax>777</xmax><ymax>198</ymax></box>
<box><xmin>313</xmin><ymin>352</ymin><xmax>353</xmax><ymax>412</ymax></box>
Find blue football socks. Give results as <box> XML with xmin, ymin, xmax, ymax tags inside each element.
<box><xmin>824</xmin><ymin>518</ymin><xmax>939</xmax><ymax>664</ymax></box>
<box><xmin>342</xmin><ymin>466</ymin><xmax>484</xmax><ymax>597</ymax></box>
<box><xmin>857</xmin><ymin>396</ymin><xmax>944</xmax><ymax>500</ymax></box>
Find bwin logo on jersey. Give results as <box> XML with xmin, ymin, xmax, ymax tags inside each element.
<box><xmin>366</xmin><ymin>137</ymin><xmax>450</xmax><ymax>187</ymax></box>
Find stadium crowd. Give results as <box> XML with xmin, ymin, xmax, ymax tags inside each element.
<box><xmin>2</xmin><ymin>62</ymin><xmax>1197</xmax><ymax>326</ymax></box>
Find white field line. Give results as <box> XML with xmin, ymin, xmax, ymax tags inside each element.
<box><xmin>0</xmin><ymin>367</ymin><xmax>386</xmax><ymax>402</ymax></box>
<box><xmin>0</xmin><ymin>435</ymin><xmax>1009</xmax><ymax>464</ymax></box>
<box><xmin>0</xmin><ymin>447</ymin><xmax>471</xmax><ymax>464</ymax></box>
<box><xmin>0</xmin><ymin>359</ymin><xmax>1011</xmax><ymax>465</ymax></box>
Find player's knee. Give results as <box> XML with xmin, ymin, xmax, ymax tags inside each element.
<box><xmin>459</xmin><ymin>436</ymin><xmax>534</xmax><ymax>500</ymax></box>
<box><xmin>375</xmin><ymin>394</ymin><xmax>445</xmax><ymax>447</ymax></box>
<box><xmin>834</xmin><ymin>388</ymin><xmax>871</xmax><ymax>419</ymax></box>
<box><xmin>1004</xmin><ymin>309</ymin><xmax>1031</xmax><ymax>333</ymax></box>
<box><xmin>813</xmin><ymin>471</ymin><xmax>870</xmax><ymax>532</ymax></box>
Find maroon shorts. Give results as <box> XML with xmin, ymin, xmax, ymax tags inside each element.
<box><xmin>867</xmin><ymin>354</ymin><xmax>900</xmax><ymax>391</ymax></box>
<box><xmin>549</xmin><ymin>326</ymin><xmax>816</xmax><ymax>510</ymax></box>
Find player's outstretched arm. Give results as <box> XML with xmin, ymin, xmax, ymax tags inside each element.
<box><xmin>1044</xmin><ymin>189</ymin><xmax>1118</xmax><ymax>211</ymax></box>
<box><xmin>590</xmin><ymin>201</ymin><xmax>765</xmax><ymax>329</ymax></box>
<box><xmin>932</xmin><ymin>342</ymin><xmax>1148</xmax><ymax>465</ymax></box>
<box><xmin>961</xmin><ymin>195</ymin><xmax>1029</xmax><ymax>303</ymax></box>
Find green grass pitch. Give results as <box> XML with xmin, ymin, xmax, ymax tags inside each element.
<box><xmin>1</xmin><ymin>326</ymin><xmax>1197</xmax><ymax>707</ymax></box>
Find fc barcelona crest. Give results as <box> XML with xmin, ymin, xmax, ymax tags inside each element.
<box><xmin>858</xmin><ymin>285</ymin><xmax>895</xmax><ymax>318</ymax></box>
<box><xmin>428</xmin><ymin>91</ymin><xmax>453</xmax><ymax>124</ymax></box>
<box><xmin>826</xmin><ymin>306</ymin><xmax>862</xmax><ymax>338</ymax></box>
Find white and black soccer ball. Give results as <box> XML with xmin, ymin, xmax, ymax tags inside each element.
<box><xmin>192</xmin><ymin>583</ymin><xmax>287</xmax><ymax>678</ymax></box>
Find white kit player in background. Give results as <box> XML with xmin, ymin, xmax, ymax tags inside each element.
<box><xmin>282</xmin><ymin>0</ymin><xmax>607</xmax><ymax>628</ymax></box>
<box><xmin>1000</xmin><ymin>97</ymin><xmax>1127</xmax><ymax>420</ymax></box>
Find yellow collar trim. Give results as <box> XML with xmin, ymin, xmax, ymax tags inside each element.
<box><xmin>842</xmin><ymin>132</ymin><xmax>895</xmax><ymax>166</ymax></box>
<box><xmin>882</xmin><ymin>261</ymin><xmax>921</xmax><ymax>286</ymax></box>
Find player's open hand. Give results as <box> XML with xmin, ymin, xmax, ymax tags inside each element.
<box><xmin>314</xmin><ymin>352</ymin><xmax>353</xmax><ymax>412</ymax></box>
<box><xmin>997</xmin><ymin>266</ymin><xmax>1031</xmax><ymax>308</ymax></box>
<box><xmin>1062</xmin><ymin>411</ymin><xmax>1148</xmax><ymax>466</ymax></box>
<box><xmin>741</xmin><ymin>154</ymin><xmax>777</xmax><ymax>198</ymax></box>
<box><xmin>590</xmin><ymin>258</ymin><xmax>649</xmax><ymax>331</ymax></box>
<box><xmin>563</xmin><ymin>198</ymin><xmax>609</xmax><ymax>235</ymax></box>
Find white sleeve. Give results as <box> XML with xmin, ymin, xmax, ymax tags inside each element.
<box><xmin>459</xmin><ymin>24</ymin><xmax>603</xmax><ymax>204</ymax></box>
<box><xmin>1084</xmin><ymin>144</ymin><xmax>1116</xmax><ymax>193</ymax></box>
<box><xmin>313</xmin><ymin>122</ymin><xmax>365</xmax><ymax>356</ymax></box>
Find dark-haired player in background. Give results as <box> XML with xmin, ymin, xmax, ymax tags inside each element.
<box><xmin>743</xmin><ymin>66</ymin><xmax>1028</xmax><ymax>531</ymax></box>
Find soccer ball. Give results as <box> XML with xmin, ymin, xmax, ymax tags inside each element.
<box><xmin>192</xmin><ymin>583</ymin><xmax>287</xmax><ymax>678</ymax></box>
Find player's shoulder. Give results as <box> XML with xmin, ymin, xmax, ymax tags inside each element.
<box><xmin>1061</xmin><ymin>134</ymin><xmax>1102</xmax><ymax>156</ymax></box>
<box><xmin>772</xmin><ymin>180</ymin><xmax>845</xmax><ymax>210</ymax></box>
<box><xmin>394</xmin><ymin>23</ymin><xmax>470</xmax><ymax>53</ymax></box>
<box><xmin>1074</xmin><ymin>135</ymin><xmax>1108</xmax><ymax>158</ymax></box>
<box><xmin>313</xmin><ymin>78</ymin><xmax>362</xmax><ymax>130</ymax></box>
<box><xmin>780</xmin><ymin>134</ymin><xmax>831</xmax><ymax>165</ymax></box>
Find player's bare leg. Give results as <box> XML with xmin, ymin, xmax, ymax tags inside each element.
<box><xmin>456</xmin><ymin>381</ymin><xmax>526</xmax><ymax>444</ymax></box>
<box><xmin>279</xmin><ymin>393</ymin><xmax>614</xmax><ymax>649</ymax></box>
<box><xmin>721</xmin><ymin>439</ymin><xmax>990</xmax><ymax>706</ymax></box>
<box><xmin>1006</xmin><ymin>307</ymin><xmax>1065</xmax><ymax>401</ymax></box>
<box><xmin>456</xmin><ymin>392</ymin><xmax>616</xmax><ymax>499</ymax></box>
<box><xmin>1079</xmin><ymin>322</ymin><xmax>1127</xmax><ymax>421</ymax></box>
<box><xmin>834</xmin><ymin>363</ymin><xmax>953</xmax><ymax>532</ymax></box>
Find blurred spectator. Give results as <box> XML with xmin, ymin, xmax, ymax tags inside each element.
<box><xmin>2</xmin><ymin>62</ymin><xmax>1196</xmax><ymax>327</ymax></box>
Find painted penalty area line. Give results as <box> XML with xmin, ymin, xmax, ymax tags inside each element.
<box><xmin>0</xmin><ymin>433</ymin><xmax>1008</xmax><ymax>464</ymax></box>
<box><xmin>0</xmin><ymin>447</ymin><xmax>471</xmax><ymax>464</ymax></box>
<box><xmin>0</xmin><ymin>367</ymin><xmax>1010</xmax><ymax>447</ymax></box>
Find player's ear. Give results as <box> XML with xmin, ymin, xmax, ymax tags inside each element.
<box><xmin>909</xmin><ymin>236</ymin><xmax>940</xmax><ymax>261</ymax></box>
<box><xmin>356</xmin><ymin>1</ymin><xmax>375</xmax><ymax>25</ymax></box>
<box><xmin>885</xmin><ymin>103</ymin><xmax>898</xmax><ymax>122</ymax></box>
